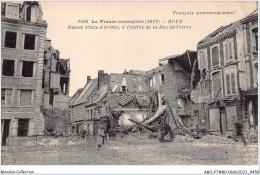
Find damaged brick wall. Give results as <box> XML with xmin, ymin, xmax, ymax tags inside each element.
<box><xmin>109</xmin><ymin>73</ymin><xmax>149</xmax><ymax>93</ymax></box>
<box><xmin>107</xmin><ymin>73</ymin><xmax>152</xmax><ymax>128</ymax></box>
<box><xmin>44</xmin><ymin>114</ymin><xmax>68</xmax><ymax>133</ymax></box>
<box><xmin>42</xmin><ymin>40</ymin><xmax>71</xmax><ymax>133</ymax></box>
<box><xmin>162</xmin><ymin>61</ymin><xmax>179</xmax><ymax>129</ymax></box>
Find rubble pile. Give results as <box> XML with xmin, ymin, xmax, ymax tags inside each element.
<box><xmin>37</xmin><ymin>137</ymin><xmax>59</xmax><ymax>147</ymax></box>
<box><xmin>110</xmin><ymin>97</ymin><xmax>257</xmax><ymax>145</ymax></box>
<box><xmin>194</xmin><ymin>135</ymin><xmax>235</xmax><ymax>144</ymax></box>
<box><xmin>172</xmin><ymin>134</ymin><xmax>236</xmax><ymax>144</ymax></box>
<box><xmin>36</xmin><ymin>135</ymin><xmax>86</xmax><ymax>147</ymax></box>
<box><xmin>247</xmin><ymin>133</ymin><xmax>258</xmax><ymax>143</ymax></box>
<box><xmin>117</xmin><ymin>132</ymin><xmax>158</xmax><ymax>145</ymax></box>
<box><xmin>174</xmin><ymin>135</ymin><xmax>195</xmax><ymax>143</ymax></box>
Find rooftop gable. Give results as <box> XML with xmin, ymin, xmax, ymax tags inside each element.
<box><xmin>197</xmin><ymin>8</ymin><xmax>258</xmax><ymax>49</ymax></box>
<box><xmin>73</xmin><ymin>78</ymin><xmax>98</xmax><ymax>105</ymax></box>
<box><xmin>70</xmin><ymin>88</ymin><xmax>83</xmax><ymax>104</ymax></box>
<box><xmin>241</xmin><ymin>8</ymin><xmax>258</xmax><ymax>23</ymax></box>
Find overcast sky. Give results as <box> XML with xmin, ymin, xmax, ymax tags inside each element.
<box><xmin>38</xmin><ymin>1</ymin><xmax>257</xmax><ymax>96</ymax></box>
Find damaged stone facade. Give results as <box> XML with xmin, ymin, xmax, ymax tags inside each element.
<box><xmin>42</xmin><ymin>40</ymin><xmax>71</xmax><ymax>133</ymax></box>
<box><xmin>196</xmin><ymin>10</ymin><xmax>258</xmax><ymax>136</ymax></box>
<box><xmin>1</xmin><ymin>2</ymin><xmax>47</xmax><ymax>146</ymax></box>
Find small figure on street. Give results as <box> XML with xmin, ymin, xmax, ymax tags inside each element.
<box><xmin>233</xmin><ymin>122</ymin><xmax>247</xmax><ymax>146</ymax></box>
<box><xmin>97</xmin><ymin>123</ymin><xmax>105</xmax><ymax>150</ymax></box>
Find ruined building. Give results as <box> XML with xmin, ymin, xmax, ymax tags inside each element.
<box><xmin>107</xmin><ymin>52</ymin><xmax>198</xmax><ymax>131</ymax></box>
<box><xmin>108</xmin><ymin>70</ymin><xmax>152</xmax><ymax>129</ymax></box>
<box><xmin>42</xmin><ymin>40</ymin><xmax>70</xmax><ymax>133</ymax></box>
<box><xmin>1</xmin><ymin>2</ymin><xmax>47</xmax><ymax>145</ymax></box>
<box><xmin>1</xmin><ymin>2</ymin><xmax>71</xmax><ymax>146</ymax></box>
<box><xmin>69</xmin><ymin>70</ymin><xmax>154</xmax><ymax>135</ymax></box>
<box><xmin>196</xmin><ymin>9</ymin><xmax>258</xmax><ymax>136</ymax></box>
<box><xmin>157</xmin><ymin>50</ymin><xmax>199</xmax><ymax>127</ymax></box>
<box><xmin>69</xmin><ymin>51</ymin><xmax>199</xmax><ymax>135</ymax></box>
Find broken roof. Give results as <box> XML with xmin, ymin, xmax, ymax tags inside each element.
<box><xmin>159</xmin><ymin>50</ymin><xmax>197</xmax><ymax>73</ymax></box>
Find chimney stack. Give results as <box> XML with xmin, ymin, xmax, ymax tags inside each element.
<box><xmin>98</xmin><ymin>70</ymin><xmax>105</xmax><ymax>89</ymax></box>
<box><xmin>87</xmin><ymin>76</ymin><xmax>91</xmax><ymax>84</ymax></box>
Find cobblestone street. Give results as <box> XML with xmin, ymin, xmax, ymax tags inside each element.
<box><xmin>1</xmin><ymin>136</ymin><xmax>258</xmax><ymax>165</ymax></box>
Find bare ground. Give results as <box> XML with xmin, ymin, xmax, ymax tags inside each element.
<box><xmin>1</xmin><ymin>135</ymin><xmax>258</xmax><ymax>165</ymax></box>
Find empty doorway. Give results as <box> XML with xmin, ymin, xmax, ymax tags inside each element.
<box><xmin>1</xmin><ymin>119</ymin><xmax>11</xmax><ymax>146</ymax></box>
